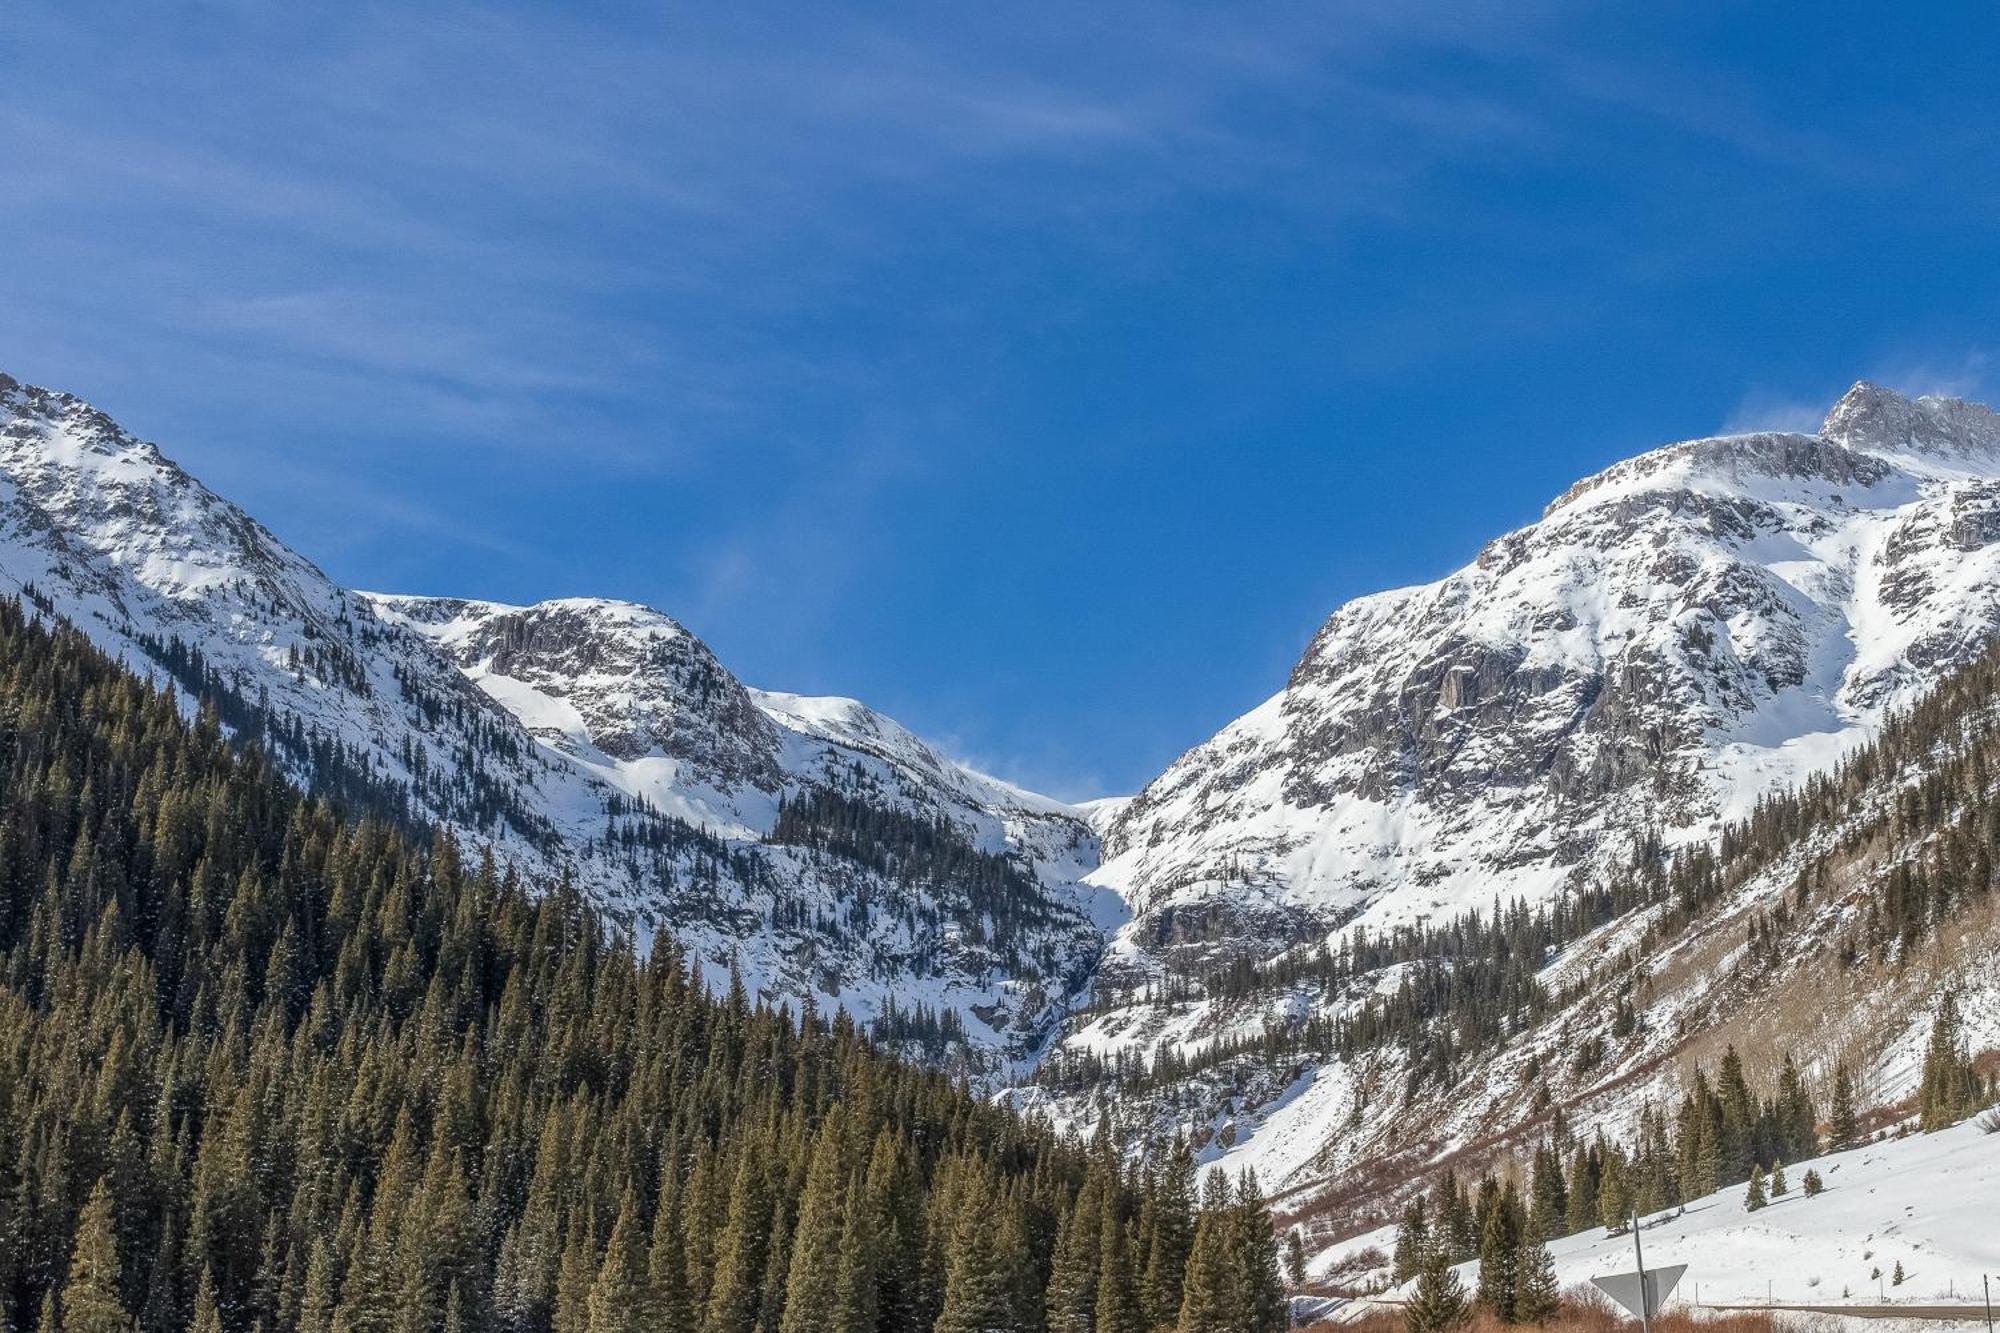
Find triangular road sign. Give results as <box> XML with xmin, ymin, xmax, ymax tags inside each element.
<box><xmin>1592</xmin><ymin>1265</ymin><xmax>1687</xmax><ymax>1320</ymax></box>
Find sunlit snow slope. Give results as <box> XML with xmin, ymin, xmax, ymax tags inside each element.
<box><xmin>1093</xmin><ymin>383</ymin><xmax>2000</xmax><ymax>978</ymax></box>
<box><xmin>1503</xmin><ymin>1118</ymin><xmax>1998</xmax><ymax>1310</ymax></box>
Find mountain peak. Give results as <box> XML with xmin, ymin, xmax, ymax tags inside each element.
<box><xmin>0</xmin><ymin>372</ymin><xmax>173</xmax><ymax>474</ymax></box>
<box><xmin>1821</xmin><ymin>378</ymin><xmax>2000</xmax><ymax>461</ymax></box>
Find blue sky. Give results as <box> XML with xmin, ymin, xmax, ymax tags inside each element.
<box><xmin>4</xmin><ymin>3</ymin><xmax>1999</xmax><ymax>798</ymax></box>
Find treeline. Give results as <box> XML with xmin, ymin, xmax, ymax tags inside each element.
<box><xmin>768</xmin><ymin>787</ymin><xmax>1059</xmax><ymax>955</ymax></box>
<box><xmin>122</xmin><ymin>604</ymin><xmax>561</xmax><ymax>858</ymax></box>
<box><xmin>1612</xmin><ymin>626</ymin><xmax>2000</xmax><ymax>956</ymax></box>
<box><xmin>1033</xmin><ymin>896</ymin><xmax>1597</xmax><ymax>1100</ymax></box>
<box><xmin>0</xmin><ymin>598</ymin><xmax>1286</xmax><ymax>1333</ymax></box>
<box><xmin>1396</xmin><ymin>1046</ymin><xmax>1823</xmax><ymax>1281</ymax></box>
<box><xmin>120</xmin><ymin>588</ymin><xmax>782</xmax><ymax>921</ymax></box>
<box><xmin>127</xmin><ymin>578</ymin><xmax>1078</xmax><ymax>1009</ymax></box>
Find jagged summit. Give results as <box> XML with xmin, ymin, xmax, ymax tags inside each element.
<box><xmin>1025</xmin><ymin>381</ymin><xmax>2000</xmax><ymax>1223</ymax></box>
<box><xmin>370</xmin><ymin>591</ymin><xmax>784</xmax><ymax>798</ymax></box>
<box><xmin>1821</xmin><ymin>378</ymin><xmax>2000</xmax><ymax>461</ymax></box>
<box><xmin>1540</xmin><ymin>381</ymin><xmax>2000</xmax><ymax>525</ymax></box>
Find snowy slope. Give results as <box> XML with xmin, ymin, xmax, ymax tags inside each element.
<box><xmin>1092</xmin><ymin>383</ymin><xmax>2000</xmax><ymax>971</ymax></box>
<box><xmin>1496</xmin><ymin>1118</ymin><xmax>1999</xmax><ymax>1309</ymax></box>
<box><xmin>0</xmin><ymin>371</ymin><xmax>1105</xmax><ymax>1069</ymax></box>
<box><xmin>1022</xmin><ymin>383</ymin><xmax>2000</xmax><ymax>1252</ymax></box>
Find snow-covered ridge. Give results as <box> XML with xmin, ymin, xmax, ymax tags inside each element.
<box><xmin>1013</xmin><ymin>381</ymin><xmax>2000</xmax><ymax>1275</ymax></box>
<box><xmin>0</xmin><ymin>371</ymin><xmax>1105</xmax><ymax>1070</ymax></box>
<box><xmin>1089</xmin><ymin>382</ymin><xmax>2000</xmax><ymax>988</ymax></box>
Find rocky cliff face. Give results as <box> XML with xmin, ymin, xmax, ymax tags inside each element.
<box><xmin>1090</xmin><ymin>384</ymin><xmax>2000</xmax><ymax>978</ymax></box>
<box><xmin>0</xmin><ymin>371</ymin><xmax>1107</xmax><ymax>1071</ymax></box>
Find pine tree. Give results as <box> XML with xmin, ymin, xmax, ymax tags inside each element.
<box><xmin>1596</xmin><ymin>1155</ymin><xmax>1630</xmax><ymax>1234</ymax></box>
<box><xmin>1174</xmin><ymin>1210</ymin><xmax>1231</xmax><ymax>1333</ymax></box>
<box><xmin>1801</xmin><ymin>1170</ymin><xmax>1824</xmax><ymax>1197</ymax></box>
<box><xmin>1716</xmin><ymin>1048</ymin><xmax>1756</xmax><ymax>1180</ymax></box>
<box><xmin>1769</xmin><ymin>1162</ymin><xmax>1787</xmax><ymax>1198</ymax></box>
<box><xmin>1828</xmin><ymin>1063</ymin><xmax>1861</xmax><ymax>1151</ymax></box>
<box><xmin>1513</xmin><ymin>1224</ymin><xmax>1560</xmax><ymax>1327</ymax></box>
<box><xmin>1743</xmin><ymin>1166</ymin><xmax>1766</xmax><ymax>1213</ymax></box>
<box><xmin>705</xmin><ymin>1149</ymin><xmax>775</xmax><ymax>1333</ymax></box>
<box><xmin>1527</xmin><ymin>1147</ymin><xmax>1566</xmax><ymax>1241</ymax></box>
<box><xmin>1403</xmin><ymin>1238</ymin><xmax>1469</xmax><ymax>1333</ymax></box>
<box><xmin>934</xmin><ymin>1171</ymin><xmax>1022</xmax><ymax>1333</ymax></box>
<box><xmin>649</xmin><ymin>1177</ymin><xmax>697</xmax><ymax>1333</ymax></box>
<box><xmin>1475</xmin><ymin>1188</ymin><xmax>1520</xmax><ymax>1322</ymax></box>
<box><xmin>1693</xmin><ymin>1113</ymin><xmax>1722</xmax><ymax>1201</ymax></box>
<box><xmin>1232</xmin><ymin>1172</ymin><xmax>1286</xmax><ymax>1333</ymax></box>
<box><xmin>335</xmin><ymin>1193</ymin><xmax>402</xmax><ymax>1333</ymax></box>
<box><xmin>1563</xmin><ymin>1149</ymin><xmax>1597</xmax><ymax>1237</ymax></box>
<box><xmin>831</xmin><ymin>1173</ymin><xmax>878</xmax><ymax>1333</ymax></box>
<box><xmin>1436</xmin><ymin>1172</ymin><xmax>1476</xmax><ymax>1262</ymax></box>
<box><xmin>1047</xmin><ymin>1183</ymin><xmax>1103</xmax><ymax>1333</ymax></box>
<box><xmin>588</xmin><ymin>1189</ymin><xmax>654</xmax><ymax>1333</ymax></box>
<box><xmin>191</xmin><ymin>1268</ymin><xmax>224</xmax><ymax>1333</ymax></box>
<box><xmin>1142</xmin><ymin>1139</ymin><xmax>1196</xmax><ymax>1329</ymax></box>
<box><xmin>554</xmin><ymin>1216</ymin><xmax>599</xmax><ymax>1333</ymax></box>
<box><xmin>1892</xmin><ymin>1262</ymin><xmax>1905</xmax><ymax>1287</ymax></box>
<box><xmin>60</xmin><ymin>1180</ymin><xmax>133</xmax><ymax>1333</ymax></box>
<box><xmin>1094</xmin><ymin>1210</ymin><xmax>1146</xmax><ymax>1333</ymax></box>
<box><xmin>1918</xmin><ymin>993</ymin><xmax>1984</xmax><ymax>1131</ymax></box>
<box><xmin>1284</xmin><ymin>1231</ymin><xmax>1307</xmax><ymax>1288</ymax></box>
<box><xmin>1392</xmin><ymin>1199</ymin><xmax>1430</xmax><ymax>1285</ymax></box>
<box><xmin>780</xmin><ymin>1112</ymin><xmax>851</xmax><ymax>1333</ymax></box>
<box><xmin>299</xmin><ymin>1240</ymin><xmax>339</xmax><ymax>1333</ymax></box>
<box><xmin>1775</xmin><ymin>1054</ymin><xmax>1819</xmax><ymax>1162</ymax></box>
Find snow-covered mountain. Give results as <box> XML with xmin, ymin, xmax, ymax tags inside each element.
<box><xmin>5</xmin><ymin>364</ymin><xmax>1995</xmax><ymax>1221</ymax></box>
<box><xmin>1018</xmin><ymin>382</ymin><xmax>2000</xmax><ymax>1256</ymax></box>
<box><xmin>0</xmin><ymin>371</ymin><xmax>1109</xmax><ymax>1070</ymax></box>
<box><xmin>1091</xmin><ymin>382</ymin><xmax>2000</xmax><ymax>979</ymax></box>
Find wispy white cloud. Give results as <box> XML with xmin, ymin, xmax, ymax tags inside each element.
<box><xmin>1868</xmin><ymin>349</ymin><xmax>1997</xmax><ymax>403</ymax></box>
<box><xmin>1720</xmin><ymin>388</ymin><xmax>1828</xmax><ymax>436</ymax></box>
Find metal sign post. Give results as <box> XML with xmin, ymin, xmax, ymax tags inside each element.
<box><xmin>1983</xmin><ymin>1274</ymin><xmax>1992</xmax><ymax>1333</ymax></box>
<box><xmin>1632</xmin><ymin>1206</ymin><xmax>1652</xmax><ymax>1333</ymax></box>
<box><xmin>1589</xmin><ymin>1203</ymin><xmax>1688</xmax><ymax>1333</ymax></box>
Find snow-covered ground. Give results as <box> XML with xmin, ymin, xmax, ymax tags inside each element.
<box><xmin>1501</xmin><ymin>1117</ymin><xmax>1998</xmax><ymax>1311</ymax></box>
